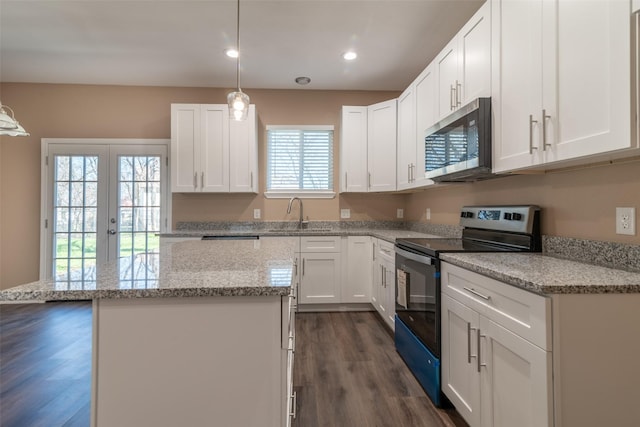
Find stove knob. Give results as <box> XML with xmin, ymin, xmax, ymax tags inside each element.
<box><xmin>512</xmin><ymin>213</ymin><xmax>523</xmax><ymax>221</ymax></box>
<box><xmin>504</xmin><ymin>212</ymin><xmax>513</xmax><ymax>220</ymax></box>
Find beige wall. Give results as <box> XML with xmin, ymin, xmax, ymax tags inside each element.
<box><xmin>1</xmin><ymin>82</ymin><xmax>639</xmax><ymax>290</ymax></box>
<box><xmin>405</xmin><ymin>159</ymin><xmax>640</xmax><ymax>244</ymax></box>
<box><xmin>0</xmin><ymin>83</ymin><xmax>400</xmax><ymax>289</ymax></box>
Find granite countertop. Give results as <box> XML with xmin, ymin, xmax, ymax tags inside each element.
<box><xmin>441</xmin><ymin>252</ymin><xmax>640</xmax><ymax>295</ymax></box>
<box><xmin>0</xmin><ymin>237</ymin><xmax>298</xmax><ymax>302</ymax></box>
<box><xmin>161</xmin><ymin>228</ymin><xmax>440</xmax><ymax>243</ymax></box>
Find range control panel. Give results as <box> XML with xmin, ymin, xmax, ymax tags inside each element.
<box><xmin>459</xmin><ymin>205</ymin><xmax>540</xmax><ymax>234</ymax></box>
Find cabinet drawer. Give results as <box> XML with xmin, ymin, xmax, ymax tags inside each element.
<box><xmin>300</xmin><ymin>236</ymin><xmax>341</xmax><ymax>252</ymax></box>
<box><xmin>377</xmin><ymin>239</ymin><xmax>395</xmax><ymax>261</ymax></box>
<box><xmin>441</xmin><ymin>262</ymin><xmax>551</xmax><ymax>350</ymax></box>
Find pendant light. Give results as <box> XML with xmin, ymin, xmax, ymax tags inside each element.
<box><xmin>227</xmin><ymin>0</ymin><xmax>250</xmax><ymax>121</ymax></box>
<box><xmin>0</xmin><ymin>101</ymin><xmax>30</xmax><ymax>137</ymax></box>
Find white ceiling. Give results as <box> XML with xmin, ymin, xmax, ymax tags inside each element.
<box><xmin>0</xmin><ymin>0</ymin><xmax>484</xmax><ymax>91</ymax></box>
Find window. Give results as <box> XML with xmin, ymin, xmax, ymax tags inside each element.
<box><xmin>266</xmin><ymin>125</ymin><xmax>334</xmax><ymax>197</ymax></box>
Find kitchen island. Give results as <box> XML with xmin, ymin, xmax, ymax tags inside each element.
<box><xmin>0</xmin><ymin>237</ymin><xmax>298</xmax><ymax>427</ymax></box>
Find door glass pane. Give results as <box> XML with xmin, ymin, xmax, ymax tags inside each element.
<box><xmin>117</xmin><ymin>156</ymin><xmax>162</xmax><ymax>262</ymax></box>
<box><xmin>53</xmin><ymin>155</ymin><xmax>98</xmax><ymax>281</ymax></box>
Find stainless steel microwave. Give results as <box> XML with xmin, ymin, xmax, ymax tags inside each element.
<box><xmin>424</xmin><ymin>97</ymin><xmax>493</xmax><ymax>182</ymax></box>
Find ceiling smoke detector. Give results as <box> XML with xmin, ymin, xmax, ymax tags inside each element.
<box><xmin>295</xmin><ymin>76</ymin><xmax>311</xmax><ymax>85</ymax></box>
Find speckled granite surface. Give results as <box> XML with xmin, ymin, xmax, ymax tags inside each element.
<box><xmin>164</xmin><ymin>222</ymin><xmax>441</xmax><ymax>243</ymax></box>
<box><xmin>543</xmin><ymin>236</ymin><xmax>640</xmax><ymax>272</ymax></box>
<box><xmin>440</xmin><ymin>252</ymin><xmax>640</xmax><ymax>295</ymax></box>
<box><xmin>0</xmin><ymin>237</ymin><xmax>298</xmax><ymax>302</ymax></box>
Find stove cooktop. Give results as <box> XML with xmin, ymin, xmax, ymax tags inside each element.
<box><xmin>396</xmin><ymin>237</ymin><xmax>520</xmax><ymax>257</ymax></box>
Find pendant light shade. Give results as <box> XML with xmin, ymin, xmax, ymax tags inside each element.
<box><xmin>0</xmin><ymin>102</ymin><xmax>30</xmax><ymax>137</ymax></box>
<box><xmin>228</xmin><ymin>90</ymin><xmax>250</xmax><ymax>121</ymax></box>
<box><xmin>227</xmin><ymin>0</ymin><xmax>250</xmax><ymax>121</ymax></box>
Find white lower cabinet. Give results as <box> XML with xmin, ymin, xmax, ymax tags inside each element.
<box><xmin>372</xmin><ymin>238</ymin><xmax>396</xmax><ymax>330</ymax></box>
<box><xmin>441</xmin><ymin>262</ymin><xmax>552</xmax><ymax>427</ymax></box>
<box><xmin>342</xmin><ymin>236</ymin><xmax>372</xmax><ymax>303</ymax></box>
<box><xmin>298</xmin><ymin>236</ymin><xmax>341</xmax><ymax>304</ymax></box>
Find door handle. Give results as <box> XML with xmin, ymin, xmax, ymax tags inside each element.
<box><xmin>108</xmin><ymin>229</ymin><xmax>117</xmax><ymax>235</ymax></box>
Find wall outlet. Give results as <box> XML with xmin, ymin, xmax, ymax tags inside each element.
<box><xmin>426</xmin><ymin>208</ymin><xmax>431</xmax><ymax>221</ymax></box>
<box><xmin>340</xmin><ymin>208</ymin><xmax>351</xmax><ymax>219</ymax></box>
<box><xmin>616</xmin><ymin>207</ymin><xmax>635</xmax><ymax>235</ymax></box>
<box><xmin>397</xmin><ymin>208</ymin><xmax>404</xmax><ymax>219</ymax></box>
<box><xmin>253</xmin><ymin>208</ymin><xmax>261</xmax><ymax>219</ymax></box>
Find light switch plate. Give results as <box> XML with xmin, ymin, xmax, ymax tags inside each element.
<box><xmin>253</xmin><ymin>209</ymin><xmax>261</xmax><ymax>219</ymax></box>
<box><xmin>340</xmin><ymin>209</ymin><xmax>351</xmax><ymax>219</ymax></box>
<box><xmin>397</xmin><ymin>209</ymin><xmax>404</xmax><ymax>219</ymax></box>
<box><xmin>616</xmin><ymin>207</ymin><xmax>635</xmax><ymax>235</ymax></box>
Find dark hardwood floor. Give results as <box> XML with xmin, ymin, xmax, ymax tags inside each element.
<box><xmin>0</xmin><ymin>302</ymin><xmax>92</xmax><ymax>427</ymax></box>
<box><xmin>0</xmin><ymin>303</ymin><xmax>467</xmax><ymax>427</ymax></box>
<box><xmin>293</xmin><ymin>311</ymin><xmax>468</xmax><ymax>427</ymax></box>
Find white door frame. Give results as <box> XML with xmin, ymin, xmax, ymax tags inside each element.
<box><xmin>40</xmin><ymin>138</ymin><xmax>171</xmax><ymax>280</ymax></box>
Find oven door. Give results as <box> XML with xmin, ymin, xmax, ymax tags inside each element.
<box><xmin>395</xmin><ymin>245</ymin><xmax>440</xmax><ymax>357</ymax></box>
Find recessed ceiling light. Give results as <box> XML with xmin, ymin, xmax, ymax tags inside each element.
<box><xmin>343</xmin><ymin>51</ymin><xmax>357</xmax><ymax>61</ymax></box>
<box><xmin>295</xmin><ymin>76</ymin><xmax>311</xmax><ymax>85</ymax></box>
<box><xmin>225</xmin><ymin>48</ymin><xmax>239</xmax><ymax>58</ymax></box>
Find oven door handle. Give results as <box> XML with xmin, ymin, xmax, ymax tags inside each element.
<box><xmin>394</xmin><ymin>246</ymin><xmax>433</xmax><ymax>265</ymax></box>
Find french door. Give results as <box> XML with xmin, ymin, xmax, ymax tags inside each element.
<box><xmin>41</xmin><ymin>140</ymin><xmax>169</xmax><ymax>283</ymax></box>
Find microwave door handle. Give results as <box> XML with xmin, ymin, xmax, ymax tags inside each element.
<box><xmin>395</xmin><ymin>246</ymin><xmax>433</xmax><ymax>265</ymax></box>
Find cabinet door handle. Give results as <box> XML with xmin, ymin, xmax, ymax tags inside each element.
<box><xmin>381</xmin><ymin>265</ymin><xmax>385</xmax><ymax>287</ymax></box>
<box><xmin>477</xmin><ymin>328</ymin><xmax>482</xmax><ymax>372</ymax></box>
<box><xmin>450</xmin><ymin>84</ymin><xmax>456</xmax><ymax>111</ymax></box>
<box><xmin>193</xmin><ymin>172</ymin><xmax>197</xmax><ymax>189</ymax></box>
<box><xmin>344</xmin><ymin>172</ymin><xmax>348</xmax><ymax>190</ymax></box>
<box><xmin>411</xmin><ymin>163</ymin><xmax>415</xmax><ymax>182</ymax></box>
<box><xmin>250</xmin><ymin>171</ymin><xmax>253</xmax><ymax>188</ymax></box>
<box><xmin>529</xmin><ymin>114</ymin><xmax>538</xmax><ymax>154</ymax></box>
<box><xmin>407</xmin><ymin>164</ymin><xmax>411</xmax><ymax>182</ymax></box>
<box><xmin>463</xmin><ymin>287</ymin><xmax>491</xmax><ymax>300</ymax></box>
<box><xmin>467</xmin><ymin>323</ymin><xmax>472</xmax><ymax>363</ymax></box>
<box><xmin>302</xmin><ymin>258</ymin><xmax>305</xmax><ymax>276</ymax></box>
<box><xmin>293</xmin><ymin>258</ymin><xmax>298</xmax><ymax>276</ymax></box>
<box><xmin>290</xmin><ymin>391</ymin><xmax>297</xmax><ymax>419</ymax></box>
<box><xmin>542</xmin><ymin>109</ymin><xmax>552</xmax><ymax>151</ymax></box>
<box><xmin>200</xmin><ymin>172</ymin><xmax>204</xmax><ymax>189</ymax></box>
<box><xmin>456</xmin><ymin>80</ymin><xmax>462</xmax><ymax>107</ymax></box>
<box><xmin>372</xmin><ymin>243</ymin><xmax>376</xmax><ymax>261</ymax></box>
<box><xmin>368</xmin><ymin>172</ymin><xmax>371</xmax><ymax>188</ymax></box>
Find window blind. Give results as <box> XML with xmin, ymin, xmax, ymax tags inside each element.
<box><xmin>267</xmin><ymin>128</ymin><xmax>333</xmax><ymax>191</ymax></box>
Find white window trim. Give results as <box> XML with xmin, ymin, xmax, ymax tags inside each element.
<box><xmin>265</xmin><ymin>125</ymin><xmax>335</xmax><ymax>198</ymax></box>
<box><xmin>39</xmin><ymin>138</ymin><xmax>171</xmax><ymax>280</ymax></box>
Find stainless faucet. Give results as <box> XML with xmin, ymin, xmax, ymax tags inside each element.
<box><xmin>287</xmin><ymin>197</ymin><xmax>305</xmax><ymax>227</ymax></box>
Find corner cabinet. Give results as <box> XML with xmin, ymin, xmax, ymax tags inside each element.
<box><xmin>435</xmin><ymin>1</ymin><xmax>491</xmax><ymax>121</ymax></box>
<box><xmin>340</xmin><ymin>99</ymin><xmax>397</xmax><ymax>193</ymax></box>
<box><xmin>170</xmin><ymin>103</ymin><xmax>258</xmax><ymax>193</ymax></box>
<box><xmin>441</xmin><ymin>262</ymin><xmax>552</xmax><ymax>427</ymax></box>
<box><xmin>492</xmin><ymin>0</ymin><xmax>635</xmax><ymax>173</ymax></box>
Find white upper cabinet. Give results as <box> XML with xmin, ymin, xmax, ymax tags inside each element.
<box><xmin>367</xmin><ymin>99</ymin><xmax>397</xmax><ymax>192</ymax></box>
<box><xmin>634</xmin><ymin>0</ymin><xmax>640</xmax><ymax>14</ymax></box>
<box><xmin>170</xmin><ymin>103</ymin><xmax>258</xmax><ymax>193</ymax></box>
<box><xmin>435</xmin><ymin>2</ymin><xmax>491</xmax><ymax>122</ymax></box>
<box><xmin>341</xmin><ymin>100</ymin><xmax>397</xmax><ymax>193</ymax></box>
<box><xmin>396</xmin><ymin>85</ymin><xmax>416</xmax><ymax>190</ymax></box>
<box><xmin>340</xmin><ymin>106</ymin><xmax>369</xmax><ymax>192</ymax></box>
<box><xmin>414</xmin><ymin>63</ymin><xmax>437</xmax><ymax>188</ymax></box>
<box><xmin>492</xmin><ymin>0</ymin><xmax>633</xmax><ymax>173</ymax></box>
<box><xmin>229</xmin><ymin>104</ymin><xmax>258</xmax><ymax>192</ymax></box>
